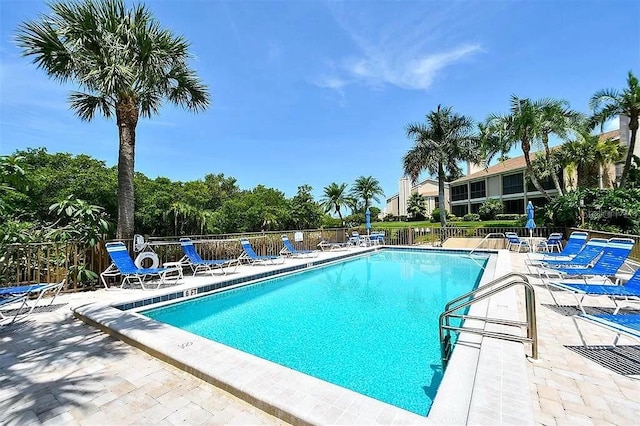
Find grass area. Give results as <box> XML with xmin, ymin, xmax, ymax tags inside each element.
<box><xmin>371</xmin><ymin>220</ymin><xmax>519</xmax><ymax>229</ymax></box>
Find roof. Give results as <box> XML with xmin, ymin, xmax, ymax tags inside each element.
<box><xmin>452</xmin><ymin>153</ymin><xmax>538</xmax><ymax>184</ymax></box>
<box><xmin>598</xmin><ymin>129</ymin><xmax>620</xmax><ymax>141</ymax></box>
<box><xmin>452</xmin><ymin>129</ymin><xmax>622</xmax><ymax>185</ymax></box>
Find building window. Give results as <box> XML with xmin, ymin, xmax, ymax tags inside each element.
<box><xmin>451</xmin><ymin>184</ymin><xmax>469</xmax><ymax>201</ymax></box>
<box><xmin>526</xmin><ymin>170</ymin><xmax>562</xmax><ymax>192</ymax></box>
<box><xmin>502</xmin><ymin>173</ymin><xmax>524</xmax><ymax>195</ymax></box>
<box><xmin>470</xmin><ymin>203</ymin><xmax>482</xmax><ymax>214</ymax></box>
<box><xmin>503</xmin><ymin>199</ymin><xmax>524</xmax><ymax>214</ymax></box>
<box><xmin>434</xmin><ymin>197</ymin><xmax>439</xmax><ymax>209</ymax></box>
<box><xmin>470</xmin><ymin>180</ymin><xmax>486</xmax><ymax>199</ymax></box>
<box><xmin>452</xmin><ymin>205</ymin><xmax>468</xmax><ymax>217</ymax></box>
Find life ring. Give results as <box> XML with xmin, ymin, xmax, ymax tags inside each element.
<box><xmin>135</xmin><ymin>251</ymin><xmax>159</xmax><ymax>269</ymax></box>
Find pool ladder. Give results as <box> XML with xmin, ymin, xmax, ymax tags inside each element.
<box><xmin>439</xmin><ymin>272</ymin><xmax>538</xmax><ymax>368</ymax></box>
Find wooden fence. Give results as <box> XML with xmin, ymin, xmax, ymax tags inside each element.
<box><xmin>2</xmin><ymin>226</ymin><xmax>637</xmax><ymax>291</ymax></box>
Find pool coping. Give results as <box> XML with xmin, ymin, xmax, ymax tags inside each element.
<box><xmin>73</xmin><ymin>246</ymin><xmax>534</xmax><ymax>425</ymax></box>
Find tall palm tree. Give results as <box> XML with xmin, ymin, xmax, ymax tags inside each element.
<box><xmin>16</xmin><ymin>0</ymin><xmax>210</xmax><ymax>239</ymax></box>
<box><xmin>321</xmin><ymin>183</ymin><xmax>349</xmax><ymax>224</ymax></box>
<box><xmin>538</xmin><ymin>99</ymin><xmax>584</xmax><ymax>195</ymax></box>
<box><xmin>590</xmin><ymin>71</ymin><xmax>640</xmax><ymax>188</ymax></box>
<box><xmin>403</xmin><ymin>105</ymin><xmax>479</xmax><ymax>227</ymax></box>
<box><xmin>484</xmin><ymin>96</ymin><xmax>552</xmax><ymax>199</ymax></box>
<box><xmin>350</xmin><ymin>176</ymin><xmax>384</xmax><ymax>214</ymax></box>
<box><xmin>559</xmin><ymin>132</ymin><xmax>623</xmax><ymax>188</ymax></box>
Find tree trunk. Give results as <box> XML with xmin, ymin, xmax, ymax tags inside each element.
<box><xmin>522</xmin><ymin>139</ymin><xmax>550</xmax><ymax>199</ymax></box>
<box><xmin>541</xmin><ymin>133</ymin><xmax>564</xmax><ymax>195</ymax></box>
<box><xmin>115</xmin><ymin>97</ymin><xmax>139</xmax><ymax>240</ymax></box>
<box><xmin>620</xmin><ymin>115</ymin><xmax>638</xmax><ymax>188</ymax></box>
<box><xmin>438</xmin><ymin>163</ymin><xmax>447</xmax><ymax>227</ymax></box>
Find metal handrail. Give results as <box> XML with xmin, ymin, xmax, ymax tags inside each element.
<box><xmin>439</xmin><ymin>272</ymin><xmax>537</xmax><ymax>367</ymax></box>
<box><xmin>468</xmin><ymin>232</ymin><xmax>506</xmax><ymax>255</ymax></box>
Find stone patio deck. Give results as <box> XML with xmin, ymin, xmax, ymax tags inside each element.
<box><xmin>1</xmin><ymin>250</ymin><xmax>638</xmax><ymax>425</ymax></box>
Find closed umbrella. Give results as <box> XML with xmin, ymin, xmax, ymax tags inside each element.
<box><xmin>365</xmin><ymin>207</ymin><xmax>371</xmax><ymax>235</ymax></box>
<box><xmin>525</xmin><ymin>201</ymin><xmax>536</xmax><ymax>246</ymax></box>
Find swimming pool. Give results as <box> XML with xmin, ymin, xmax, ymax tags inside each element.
<box><xmin>142</xmin><ymin>249</ymin><xmax>487</xmax><ymax>415</ymax></box>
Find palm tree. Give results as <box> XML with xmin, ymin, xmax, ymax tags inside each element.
<box><xmin>559</xmin><ymin>132</ymin><xmax>624</xmax><ymax>188</ymax></box>
<box><xmin>350</xmin><ymin>176</ymin><xmax>384</xmax><ymax>214</ymax></box>
<box><xmin>16</xmin><ymin>0</ymin><xmax>210</xmax><ymax>239</ymax></box>
<box><xmin>321</xmin><ymin>183</ymin><xmax>349</xmax><ymax>224</ymax></box>
<box><xmin>537</xmin><ymin>99</ymin><xmax>584</xmax><ymax>195</ymax></box>
<box><xmin>590</xmin><ymin>71</ymin><xmax>640</xmax><ymax>188</ymax></box>
<box><xmin>484</xmin><ymin>96</ymin><xmax>556</xmax><ymax>199</ymax></box>
<box><xmin>403</xmin><ymin>105</ymin><xmax>479</xmax><ymax>227</ymax></box>
<box><xmin>407</xmin><ymin>193</ymin><xmax>426</xmax><ymax>220</ymax></box>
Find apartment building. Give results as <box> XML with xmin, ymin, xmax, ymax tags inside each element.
<box><xmin>385</xmin><ymin>125</ymin><xmax>633</xmax><ymax>218</ymax></box>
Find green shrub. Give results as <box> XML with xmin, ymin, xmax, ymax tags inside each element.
<box><xmin>463</xmin><ymin>213</ymin><xmax>480</xmax><ymax>222</ymax></box>
<box><xmin>478</xmin><ymin>198</ymin><xmax>503</xmax><ymax>220</ymax></box>
<box><xmin>496</xmin><ymin>213</ymin><xmax>520</xmax><ymax>220</ymax></box>
<box><xmin>383</xmin><ymin>213</ymin><xmax>396</xmax><ymax>222</ymax></box>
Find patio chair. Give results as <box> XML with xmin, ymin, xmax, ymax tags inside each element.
<box><xmin>179</xmin><ymin>238</ymin><xmax>239</xmax><ymax>275</ymax></box>
<box><xmin>101</xmin><ymin>242</ymin><xmax>180</xmax><ymax>290</ymax></box>
<box><xmin>0</xmin><ymin>295</ymin><xmax>28</xmax><ymax>326</ymax></box>
<box><xmin>317</xmin><ymin>240</ymin><xmax>349</xmax><ymax>251</ymax></box>
<box><xmin>280</xmin><ymin>235</ymin><xmax>317</xmax><ymax>258</ymax></box>
<box><xmin>546</xmin><ymin>266</ymin><xmax>640</xmax><ymax>314</ymax></box>
<box><xmin>368</xmin><ymin>232</ymin><xmax>385</xmax><ymax>245</ymax></box>
<box><xmin>349</xmin><ymin>231</ymin><xmax>362</xmax><ymax>247</ymax></box>
<box><xmin>572</xmin><ymin>313</ymin><xmax>640</xmax><ymax>347</ymax></box>
<box><xmin>506</xmin><ymin>234</ymin><xmax>530</xmax><ymax>252</ymax></box>
<box><xmin>541</xmin><ymin>238</ymin><xmax>634</xmax><ymax>280</ymax></box>
<box><xmin>239</xmin><ymin>238</ymin><xmax>285</xmax><ymax>265</ymax></box>
<box><xmin>536</xmin><ymin>233</ymin><xmax>563</xmax><ymax>253</ymax></box>
<box><xmin>0</xmin><ymin>280</ymin><xmax>65</xmax><ymax>325</ymax></box>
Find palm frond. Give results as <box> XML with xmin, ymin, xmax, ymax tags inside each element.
<box><xmin>69</xmin><ymin>91</ymin><xmax>114</xmax><ymax>121</ymax></box>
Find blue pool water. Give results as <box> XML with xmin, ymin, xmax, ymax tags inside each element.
<box><xmin>143</xmin><ymin>249</ymin><xmax>487</xmax><ymax>415</ymax></box>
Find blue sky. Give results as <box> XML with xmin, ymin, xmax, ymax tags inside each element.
<box><xmin>1</xmin><ymin>0</ymin><xmax>638</xmax><ymax>208</ymax></box>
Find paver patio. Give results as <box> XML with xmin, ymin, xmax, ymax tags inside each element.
<box><xmin>1</xmin><ymin>250</ymin><xmax>638</xmax><ymax>425</ymax></box>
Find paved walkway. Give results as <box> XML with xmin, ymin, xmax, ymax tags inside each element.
<box><xmin>1</xmin><ymin>251</ymin><xmax>639</xmax><ymax>425</ymax></box>
<box><xmin>0</xmin><ymin>291</ymin><xmax>284</xmax><ymax>425</ymax></box>
<box><xmin>512</xmin><ymin>253</ymin><xmax>640</xmax><ymax>425</ymax></box>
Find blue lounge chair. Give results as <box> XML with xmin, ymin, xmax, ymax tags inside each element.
<box><xmin>239</xmin><ymin>238</ymin><xmax>284</xmax><ymax>265</ymax></box>
<box><xmin>573</xmin><ymin>313</ymin><xmax>640</xmax><ymax>347</ymax></box>
<box><xmin>180</xmin><ymin>238</ymin><xmax>239</xmax><ymax>275</ymax></box>
<box><xmin>547</xmin><ymin>266</ymin><xmax>640</xmax><ymax>314</ymax></box>
<box><xmin>101</xmin><ymin>242</ymin><xmax>180</xmax><ymax>290</ymax></box>
<box><xmin>0</xmin><ymin>295</ymin><xmax>28</xmax><ymax>326</ymax></box>
<box><xmin>0</xmin><ymin>280</ymin><xmax>65</xmax><ymax>325</ymax></box>
<box><xmin>317</xmin><ymin>240</ymin><xmax>349</xmax><ymax>251</ymax></box>
<box><xmin>543</xmin><ymin>238</ymin><xmax>634</xmax><ymax>279</ymax></box>
<box><xmin>280</xmin><ymin>235</ymin><xmax>317</xmax><ymax>258</ymax></box>
<box><xmin>540</xmin><ymin>231</ymin><xmax>588</xmax><ymax>258</ymax></box>
<box><xmin>540</xmin><ymin>238</ymin><xmax>608</xmax><ymax>268</ymax></box>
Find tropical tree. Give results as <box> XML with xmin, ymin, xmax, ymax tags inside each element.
<box><xmin>321</xmin><ymin>183</ymin><xmax>349</xmax><ymax>224</ymax></box>
<box><xmin>590</xmin><ymin>71</ymin><xmax>640</xmax><ymax>189</ymax></box>
<box><xmin>558</xmin><ymin>132</ymin><xmax>624</xmax><ymax>188</ymax></box>
<box><xmin>407</xmin><ymin>193</ymin><xmax>426</xmax><ymax>220</ymax></box>
<box><xmin>350</xmin><ymin>176</ymin><xmax>384</xmax><ymax>214</ymax></box>
<box><xmin>537</xmin><ymin>99</ymin><xmax>584</xmax><ymax>195</ymax></box>
<box><xmin>16</xmin><ymin>0</ymin><xmax>210</xmax><ymax>239</ymax></box>
<box><xmin>289</xmin><ymin>185</ymin><xmax>322</xmax><ymax>229</ymax></box>
<box><xmin>403</xmin><ymin>105</ymin><xmax>479</xmax><ymax>227</ymax></box>
<box><xmin>483</xmin><ymin>96</ymin><xmax>563</xmax><ymax>199</ymax></box>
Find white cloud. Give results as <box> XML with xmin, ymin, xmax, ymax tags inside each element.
<box><xmin>315</xmin><ymin>3</ymin><xmax>483</xmax><ymax>93</ymax></box>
